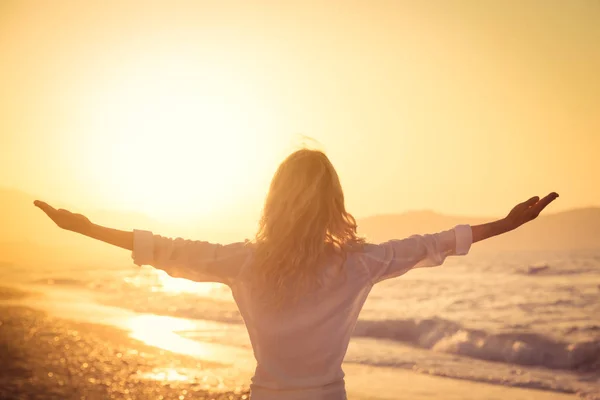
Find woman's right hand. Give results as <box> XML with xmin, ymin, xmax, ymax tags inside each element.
<box><xmin>34</xmin><ymin>200</ymin><xmax>92</xmax><ymax>233</ymax></box>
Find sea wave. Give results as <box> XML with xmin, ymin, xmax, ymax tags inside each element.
<box><xmin>28</xmin><ymin>264</ymin><xmax>600</xmax><ymax>375</ymax></box>
<box><xmin>353</xmin><ymin>317</ymin><xmax>600</xmax><ymax>371</ymax></box>
<box><xmin>517</xmin><ymin>262</ymin><xmax>599</xmax><ymax>276</ymax></box>
<box><xmin>101</xmin><ymin>288</ymin><xmax>600</xmax><ymax>372</ymax></box>
<box><xmin>32</xmin><ymin>278</ymin><xmax>87</xmax><ymax>286</ymax></box>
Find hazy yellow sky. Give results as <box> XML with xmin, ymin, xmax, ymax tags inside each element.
<box><xmin>1</xmin><ymin>0</ymin><xmax>599</xmax><ymax>231</ymax></box>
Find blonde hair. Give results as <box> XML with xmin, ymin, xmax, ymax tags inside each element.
<box><xmin>251</xmin><ymin>149</ymin><xmax>364</xmax><ymax>309</ymax></box>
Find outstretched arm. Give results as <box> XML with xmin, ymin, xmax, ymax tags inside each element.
<box><xmin>33</xmin><ymin>200</ymin><xmax>250</xmax><ymax>285</ymax></box>
<box><xmin>34</xmin><ymin>200</ymin><xmax>133</xmax><ymax>250</ymax></box>
<box><xmin>363</xmin><ymin>192</ymin><xmax>559</xmax><ymax>283</ymax></box>
<box><xmin>471</xmin><ymin>192</ymin><xmax>559</xmax><ymax>244</ymax></box>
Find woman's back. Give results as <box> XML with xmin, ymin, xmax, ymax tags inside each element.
<box><xmin>232</xmin><ymin>253</ymin><xmax>372</xmax><ymax>395</ymax></box>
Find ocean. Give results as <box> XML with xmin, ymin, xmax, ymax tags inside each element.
<box><xmin>2</xmin><ymin>248</ymin><xmax>599</xmax><ymax>398</ymax></box>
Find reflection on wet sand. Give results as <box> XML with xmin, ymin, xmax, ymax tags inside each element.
<box><xmin>138</xmin><ymin>368</ymin><xmax>190</xmax><ymax>382</ymax></box>
<box><xmin>0</xmin><ymin>297</ymin><xmax>251</xmax><ymax>399</ymax></box>
<box><xmin>128</xmin><ymin>314</ymin><xmax>219</xmax><ymax>359</ymax></box>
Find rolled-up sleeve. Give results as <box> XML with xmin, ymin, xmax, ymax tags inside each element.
<box><xmin>362</xmin><ymin>225</ymin><xmax>473</xmax><ymax>284</ymax></box>
<box><xmin>453</xmin><ymin>224</ymin><xmax>472</xmax><ymax>256</ymax></box>
<box><xmin>131</xmin><ymin>230</ymin><xmax>252</xmax><ymax>285</ymax></box>
<box><xmin>132</xmin><ymin>229</ymin><xmax>155</xmax><ymax>266</ymax></box>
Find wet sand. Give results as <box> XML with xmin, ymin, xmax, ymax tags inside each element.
<box><xmin>344</xmin><ymin>364</ymin><xmax>580</xmax><ymax>400</ymax></box>
<box><xmin>0</xmin><ymin>286</ymin><xmax>250</xmax><ymax>400</ymax></box>
<box><xmin>0</xmin><ymin>286</ymin><xmax>588</xmax><ymax>399</ymax></box>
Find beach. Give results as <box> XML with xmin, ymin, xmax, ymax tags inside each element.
<box><xmin>0</xmin><ymin>284</ymin><xmax>595</xmax><ymax>399</ymax></box>
<box><xmin>0</xmin><ymin>287</ymin><xmax>249</xmax><ymax>400</ymax></box>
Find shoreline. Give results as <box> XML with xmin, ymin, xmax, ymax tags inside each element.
<box><xmin>344</xmin><ymin>363</ymin><xmax>579</xmax><ymax>400</ymax></box>
<box><xmin>0</xmin><ymin>285</ymin><xmax>591</xmax><ymax>399</ymax></box>
<box><xmin>0</xmin><ymin>301</ymin><xmax>250</xmax><ymax>400</ymax></box>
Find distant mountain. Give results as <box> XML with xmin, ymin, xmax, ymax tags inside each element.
<box><xmin>357</xmin><ymin>208</ymin><xmax>600</xmax><ymax>252</ymax></box>
<box><xmin>1</xmin><ymin>187</ymin><xmax>599</xmax><ymax>267</ymax></box>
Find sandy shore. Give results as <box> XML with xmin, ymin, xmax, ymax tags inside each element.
<box><xmin>0</xmin><ymin>286</ymin><xmax>250</xmax><ymax>400</ymax></box>
<box><xmin>344</xmin><ymin>364</ymin><xmax>581</xmax><ymax>400</ymax></box>
<box><xmin>0</xmin><ymin>285</ymin><xmax>591</xmax><ymax>400</ymax></box>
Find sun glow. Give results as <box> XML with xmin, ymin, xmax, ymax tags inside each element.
<box><xmin>127</xmin><ymin>314</ymin><xmax>253</xmax><ymax>373</ymax></box>
<box><xmin>128</xmin><ymin>314</ymin><xmax>218</xmax><ymax>358</ymax></box>
<box><xmin>138</xmin><ymin>368</ymin><xmax>190</xmax><ymax>382</ymax></box>
<box><xmin>156</xmin><ymin>270</ymin><xmax>220</xmax><ymax>296</ymax></box>
<box><xmin>74</xmin><ymin>51</ymin><xmax>282</xmax><ymax>221</ymax></box>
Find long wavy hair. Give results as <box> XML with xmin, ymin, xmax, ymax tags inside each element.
<box><xmin>251</xmin><ymin>149</ymin><xmax>364</xmax><ymax>309</ymax></box>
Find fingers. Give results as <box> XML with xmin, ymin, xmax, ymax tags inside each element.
<box><xmin>514</xmin><ymin>196</ymin><xmax>539</xmax><ymax>213</ymax></box>
<box><xmin>33</xmin><ymin>200</ymin><xmax>57</xmax><ymax>215</ymax></box>
<box><xmin>531</xmin><ymin>192</ymin><xmax>559</xmax><ymax>216</ymax></box>
<box><xmin>523</xmin><ymin>196</ymin><xmax>540</xmax><ymax>208</ymax></box>
<box><xmin>58</xmin><ymin>209</ymin><xmax>73</xmax><ymax>218</ymax></box>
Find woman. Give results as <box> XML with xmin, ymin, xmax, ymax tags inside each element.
<box><xmin>34</xmin><ymin>149</ymin><xmax>558</xmax><ymax>400</ymax></box>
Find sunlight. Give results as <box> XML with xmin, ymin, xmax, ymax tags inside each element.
<box><xmin>126</xmin><ymin>313</ymin><xmax>253</xmax><ymax>376</ymax></box>
<box><xmin>124</xmin><ymin>268</ymin><xmax>225</xmax><ymax>297</ymax></box>
<box><xmin>75</xmin><ymin>50</ymin><xmax>282</xmax><ymax>221</ymax></box>
<box><xmin>138</xmin><ymin>368</ymin><xmax>189</xmax><ymax>382</ymax></box>
<box><xmin>156</xmin><ymin>270</ymin><xmax>219</xmax><ymax>295</ymax></box>
<box><xmin>128</xmin><ymin>314</ymin><xmax>219</xmax><ymax>359</ymax></box>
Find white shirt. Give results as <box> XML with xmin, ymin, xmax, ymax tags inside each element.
<box><xmin>132</xmin><ymin>225</ymin><xmax>473</xmax><ymax>400</ymax></box>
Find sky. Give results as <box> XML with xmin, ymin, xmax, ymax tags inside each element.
<box><xmin>1</xmin><ymin>0</ymin><xmax>599</xmax><ymax>235</ymax></box>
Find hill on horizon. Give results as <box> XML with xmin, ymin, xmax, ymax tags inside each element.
<box><xmin>357</xmin><ymin>208</ymin><xmax>600</xmax><ymax>252</ymax></box>
<box><xmin>1</xmin><ymin>187</ymin><xmax>599</xmax><ymax>267</ymax></box>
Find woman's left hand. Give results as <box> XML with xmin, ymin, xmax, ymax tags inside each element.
<box><xmin>503</xmin><ymin>192</ymin><xmax>559</xmax><ymax>231</ymax></box>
